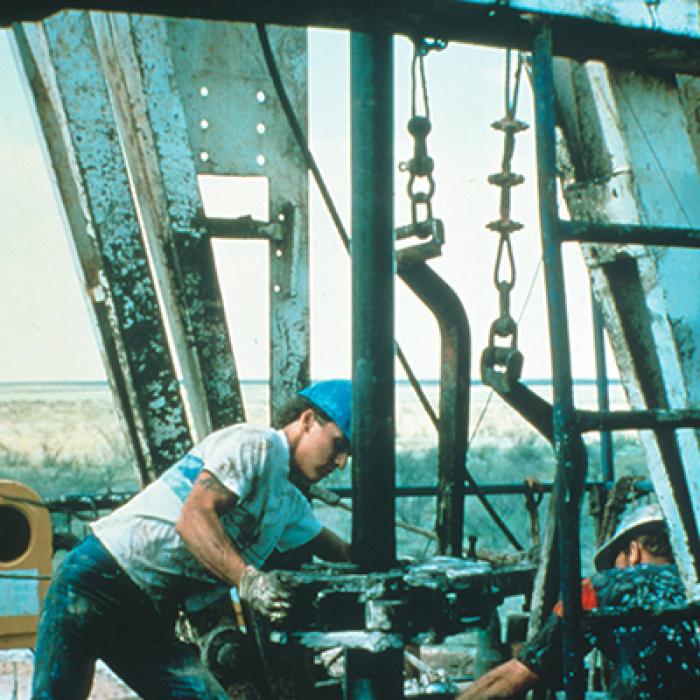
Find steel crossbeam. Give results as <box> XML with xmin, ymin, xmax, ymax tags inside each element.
<box><xmin>5</xmin><ymin>1</ymin><xmax>700</xmax><ymax>75</ymax></box>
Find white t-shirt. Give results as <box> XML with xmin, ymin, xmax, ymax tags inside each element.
<box><xmin>92</xmin><ymin>424</ymin><xmax>322</xmax><ymax>612</ymax></box>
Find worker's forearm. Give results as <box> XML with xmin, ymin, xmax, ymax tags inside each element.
<box><xmin>457</xmin><ymin>659</ymin><xmax>538</xmax><ymax>700</ymax></box>
<box><xmin>176</xmin><ymin>507</ymin><xmax>248</xmax><ymax>587</ymax></box>
<box><xmin>313</xmin><ymin>527</ymin><xmax>351</xmax><ymax>562</ymax></box>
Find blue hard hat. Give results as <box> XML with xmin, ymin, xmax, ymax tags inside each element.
<box><xmin>299</xmin><ymin>380</ymin><xmax>352</xmax><ymax>441</ymax></box>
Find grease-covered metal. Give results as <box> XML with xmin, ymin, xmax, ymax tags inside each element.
<box><xmin>266</xmin><ymin>558</ymin><xmax>534</xmax><ymax>651</ymax></box>
<box><xmin>163</xmin><ymin>19</ymin><xmax>311</xmax><ymax>420</ymax></box>
<box><xmin>128</xmin><ymin>15</ymin><xmax>247</xmax><ymax>432</ymax></box>
<box><xmin>16</xmin><ymin>12</ymin><xmax>192</xmax><ymax>480</ymax></box>
<box><xmin>396</xmin><ymin>258</ymin><xmax>470</xmax><ymax>557</ymax></box>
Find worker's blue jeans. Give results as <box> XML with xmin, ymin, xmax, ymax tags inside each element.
<box><xmin>31</xmin><ymin>534</ymin><xmax>230</xmax><ymax>700</ymax></box>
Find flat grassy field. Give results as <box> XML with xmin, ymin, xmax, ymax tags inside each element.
<box><xmin>0</xmin><ymin>380</ymin><xmax>646</xmax><ymax>566</ymax></box>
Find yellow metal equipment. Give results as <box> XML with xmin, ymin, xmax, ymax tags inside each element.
<box><xmin>0</xmin><ymin>480</ymin><xmax>52</xmax><ymax>649</ymax></box>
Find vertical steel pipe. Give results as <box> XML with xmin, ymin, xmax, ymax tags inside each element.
<box><xmin>532</xmin><ymin>23</ymin><xmax>585</xmax><ymax>700</ymax></box>
<box><xmin>350</xmin><ymin>30</ymin><xmax>396</xmax><ymax>572</ymax></box>
<box><xmin>348</xmin><ymin>31</ymin><xmax>402</xmax><ymax>700</ymax></box>
<box><xmin>592</xmin><ymin>293</ymin><xmax>614</xmax><ymax>484</ymax></box>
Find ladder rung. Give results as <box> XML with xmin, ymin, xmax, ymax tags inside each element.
<box><xmin>577</xmin><ymin>409</ymin><xmax>700</xmax><ymax>433</ymax></box>
<box><xmin>194</xmin><ymin>215</ymin><xmax>284</xmax><ymax>241</ymax></box>
<box><xmin>559</xmin><ymin>220</ymin><xmax>700</xmax><ymax>248</ymax></box>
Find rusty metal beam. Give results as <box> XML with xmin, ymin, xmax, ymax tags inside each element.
<box><xmin>256</xmin><ymin>26</ymin><xmax>312</xmax><ymax>419</ymax></box>
<box><xmin>127</xmin><ymin>14</ymin><xmax>247</xmax><ymax>431</ymax></box>
<box><xmin>13</xmin><ymin>12</ymin><xmax>192</xmax><ymax>479</ymax></box>
<box><xmin>13</xmin><ymin>12</ymin><xmax>312</xmax><ymax>466</ymax></box>
<box><xmin>577</xmin><ymin>408</ymin><xmax>700</xmax><ymax>432</ymax></box>
<box><xmin>5</xmin><ymin>1</ymin><xmax>700</xmax><ymax>76</ymax></box>
<box><xmin>533</xmin><ymin>24</ymin><xmax>585</xmax><ymax>698</ymax></box>
<box><xmin>156</xmin><ymin>18</ymin><xmax>310</xmax><ymax>420</ymax></box>
<box><xmin>397</xmin><ymin>259</ymin><xmax>470</xmax><ymax>557</ymax></box>
<box><xmin>13</xmin><ymin>23</ymin><xmax>153</xmax><ymax>483</ymax></box>
<box><xmin>90</xmin><ymin>12</ymin><xmax>214</xmax><ymax>441</ymax></box>
<box><xmin>560</xmin><ymin>221</ymin><xmax>700</xmax><ymax>248</ymax></box>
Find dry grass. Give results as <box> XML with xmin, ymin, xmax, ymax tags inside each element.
<box><xmin>0</xmin><ymin>391</ymin><xmax>138</xmax><ymax>500</ymax></box>
<box><xmin>0</xmin><ymin>381</ymin><xmax>646</xmax><ymax>552</ymax></box>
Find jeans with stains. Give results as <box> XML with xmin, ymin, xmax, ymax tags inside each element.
<box><xmin>31</xmin><ymin>534</ymin><xmax>230</xmax><ymax>700</ymax></box>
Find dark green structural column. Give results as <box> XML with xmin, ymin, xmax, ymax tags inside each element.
<box><xmin>532</xmin><ymin>24</ymin><xmax>584</xmax><ymax>700</ymax></box>
<box><xmin>350</xmin><ymin>31</ymin><xmax>396</xmax><ymax>573</ymax></box>
<box><xmin>347</xmin><ymin>31</ymin><xmax>402</xmax><ymax>700</ymax></box>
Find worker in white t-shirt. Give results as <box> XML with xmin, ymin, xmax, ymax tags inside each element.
<box><xmin>32</xmin><ymin>380</ymin><xmax>353</xmax><ymax>700</ymax></box>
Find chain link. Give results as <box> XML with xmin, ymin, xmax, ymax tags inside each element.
<box><xmin>481</xmin><ymin>49</ymin><xmax>528</xmax><ymax>392</ymax></box>
<box><xmin>524</xmin><ymin>477</ymin><xmax>544</xmax><ymax>548</ymax></box>
<box><xmin>399</xmin><ymin>38</ymin><xmax>446</xmax><ymax>229</ymax></box>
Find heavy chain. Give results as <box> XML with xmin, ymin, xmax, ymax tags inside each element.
<box><xmin>481</xmin><ymin>49</ymin><xmax>528</xmax><ymax>393</ymax></box>
<box><xmin>524</xmin><ymin>477</ymin><xmax>544</xmax><ymax>549</ymax></box>
<box><xmin>398</xmin><ymin>38</ymin><xmax>447</xmax><ymax>245</ymax></box>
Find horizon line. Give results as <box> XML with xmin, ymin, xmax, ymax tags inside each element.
<box><xmin>0</xmin><ymin>377</ymin><xmax>623</xmax><ymax>387</ymax></box>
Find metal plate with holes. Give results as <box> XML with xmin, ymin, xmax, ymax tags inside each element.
<box><xmin>166</xmin><ymin>20</ymin><xmax>311</xmax><ymax>417</ymax></box>
<box><xmin>167</xmin><ymin>20</ymin><xmax>307</xmax><ymax>179</ymax></box>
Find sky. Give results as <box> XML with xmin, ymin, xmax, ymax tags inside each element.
<box><xmin>0</xmin><ymin>23</ymin><xmax>611</xmax><ymax>383</ymax></box>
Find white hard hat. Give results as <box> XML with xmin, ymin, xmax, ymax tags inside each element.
<box><xmin>594</xmin><ymin>502</ymin><xmax>666</xmax><ymax>571</ymax></box>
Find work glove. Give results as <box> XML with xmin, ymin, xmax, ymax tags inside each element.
<box><xmin>238</xmin><ymin>566</ymin><xmax>293</xmax><ymax>622</ymax></box>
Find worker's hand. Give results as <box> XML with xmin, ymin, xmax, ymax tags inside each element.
<box><xmin>238</xmin><ymin>566</ymin><xmax>293</xmax><ymax>622</ymax></box>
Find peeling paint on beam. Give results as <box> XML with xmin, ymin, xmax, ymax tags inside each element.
<box><xmin>127</xmin><ymin>15</ymin><xmax>247</xmax><ymax>431</ymax></box>
<box><xmin>12</xmin><ymin>23</ymin><xmax>153</xmax><ymax>483</ymax></box>
<box><xmin>33</xmin><ymin>11</ymin><xmax>192</xmax><ymax>477</ymax></box>
<box><xmin>90</xmin><ymin>12</ymin><xmax>214</xmax><ymax>443</ymax></box>
<box><xmin>162</xmin><ymin>19</ymin><xmax>310</xmax><ymax>420</ymax></box>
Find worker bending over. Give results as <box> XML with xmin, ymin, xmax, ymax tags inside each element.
<box><xmin>32</xmin><ymin>380</ymin><xmax>352</xmax><ymax>700</ymax></box>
